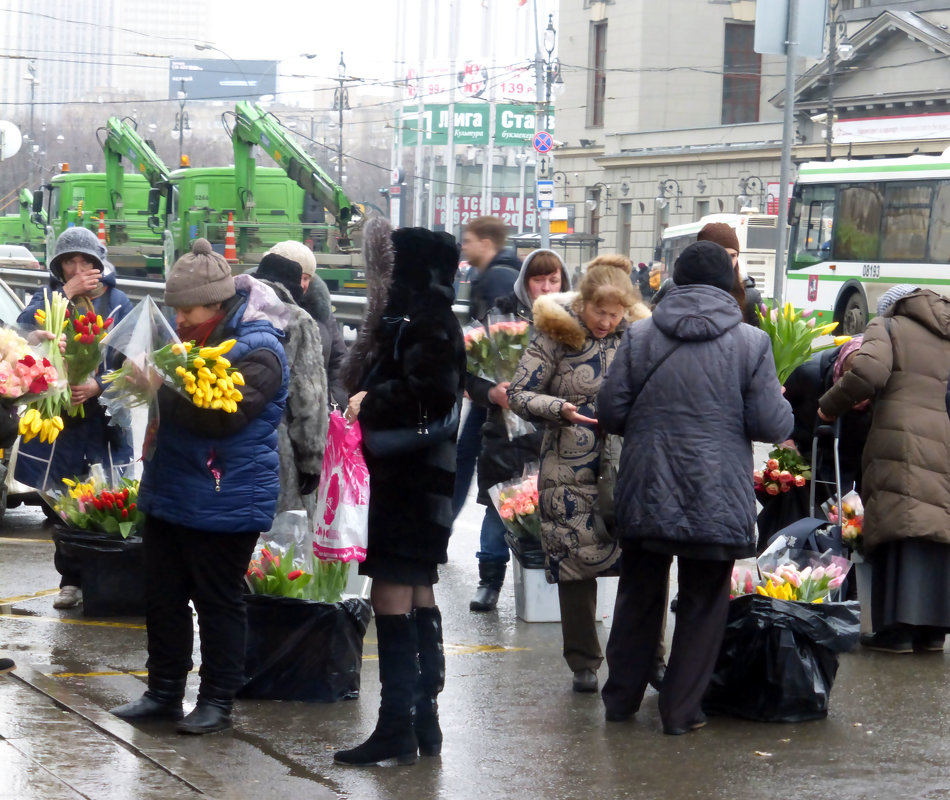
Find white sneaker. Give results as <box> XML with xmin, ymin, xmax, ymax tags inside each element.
<box><xmin>52</xmin><ymin>586</ymin><xmax>82</xmax><ymax>609</ymax></box>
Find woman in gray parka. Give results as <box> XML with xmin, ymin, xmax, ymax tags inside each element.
<box><xmin>596</xmin><ymin>241</ymin><xmax>792</xmax><ymax>735</ymax></box>
<box><xmin>508</xmin><ymin>255</ymin><xmax>650</xmax><ymax>694</ymax></box>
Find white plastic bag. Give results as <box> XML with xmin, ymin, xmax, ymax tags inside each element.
<box><xmin>313</xmin><ymin>410</ymin><xmax>369</xmax><ymax>563</ymax></box>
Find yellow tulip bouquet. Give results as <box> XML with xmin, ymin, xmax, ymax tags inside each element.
<box><xmin>755</xmin><ymin>300</ymin><xmax>850</xmax><ymax>384</ymax></box>
<box><xmin>96</xmin><ymin>297</ymin><xmax>246</xmax><ymax>428</ymax></box>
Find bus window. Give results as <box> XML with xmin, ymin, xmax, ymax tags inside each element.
<box><xmin>881</xmin><ymin>184</ymin><xmax>932</xmax><ymax>261</ymax></box>
<box><xmin>790</xmin><ymin>185</ymin><xmax>834</xmax><ymax>269</ymax></box>
<box><xmin>929</xmin><ymin>182</ymin><xmax>950</xmax><ymax>263</ymax></box>
<box><xmin>834</xmin><ymin>185</ymin><xmax>883</xmax><ymax>261</ymax></box>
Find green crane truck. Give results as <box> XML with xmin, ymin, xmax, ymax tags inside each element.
<box><xmin>0</xmin><ymin>188</ymin><xmax>46</xmax><ymax>258</ymax></box>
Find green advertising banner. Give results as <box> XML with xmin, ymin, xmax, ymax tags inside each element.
<box><xmin>401</xmin><ymin>104</ymin><xmax>554</xmax><ymax>147</ymax></box>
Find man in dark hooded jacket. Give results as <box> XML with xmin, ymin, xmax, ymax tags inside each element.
<box><xmin>597</xmin><ymin>240</ymin><xmax>792</xmax><ymax>735</ymax></box>
<box><xmin>453</xmin><ymin>217</ymin><xmax>521</xmax><ymax>519</ymax></box>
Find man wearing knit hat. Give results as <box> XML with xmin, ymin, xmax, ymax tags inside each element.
<box><xmin>112</xmin><ymin>238</ymin><xmax>289</xmax><ymax>736</ymax></box>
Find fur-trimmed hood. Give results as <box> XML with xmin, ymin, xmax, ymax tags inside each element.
<box><xmin>341</xmin><ymin>217</ymin><xmax>395</xmax><ymax>394</ymax></box>
<box><xmin>532</xmin><ymin>291</ymin><xmax>649</xmax><ymax>350</ymax></box>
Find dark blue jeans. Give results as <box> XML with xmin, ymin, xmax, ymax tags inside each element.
<box><xmin>477</xmin><ymin>503</ymin><xmax>510</xmax><ymax>564</ymax></box>
<box><xmin>452</xmin><ymin>403</ymin><xmax>487</xmax><ymax>519</ymax></box>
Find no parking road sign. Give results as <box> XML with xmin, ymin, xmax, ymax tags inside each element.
<box><xmin>533</xmin><ymin>131</ymin><xmax>553</xmax><ymax>153</ymax></box>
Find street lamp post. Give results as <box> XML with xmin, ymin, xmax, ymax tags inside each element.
<box><xmin>194</xmin><ymin>43</ymin><xmax>251</xmax><ymax>100</ymax></box>
<box><xmin>333</xmin><ymin>52</ymin><xmax>350</xmax><ymax>184</ymax></box>
<box><xmin>825</xmin><ymin>1</ymin><xmax>854</xmax><ymax>161</ymax></box>
<box><xmin>175</xmin><ymin>79</ymin><xmax>189</xmax><ymax>167</ymax></box>
<box><xmin>737</xmin><ymin>175</ymin><xmax>764</xmax><ymax>211</ymax></box>
<box><xmin>535</xmin><ymin>13</ymin><xmax>557</xmax><ymax>247</ymax></box>
<box><xmin>656</xmin><ymin>178</ymin><xmax>682</xmax><ymax>211</ymax></box>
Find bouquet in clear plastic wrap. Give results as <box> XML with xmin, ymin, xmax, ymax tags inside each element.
<box><xmin>60</xmin><ymin>308</ymin><xmax>114</xmax><ymax>417</ymax></box>
<box><xmin>17</xmin><ymin>292</ymin><xmax>72</xmax><ymax>443</ymax></box>
<box><xmin>464</xmin><ymin>313</ymin><xmax>534</xmax><ymax>439</ymax></box>
<box><xmin>753</xmin><ymin>535</ymin><xmax>852</xmax><ymax>604</ymax></box>
<box><xmin>98</xmin><ymin>296</ymin><xmax>246</xmax><ymax>428</ymax></box>
<box><xmin>488</xmin><ymin>464</ymin><xmax>541</xmax><ymax>542</ymax></box>
<box><xmin>822</xmin><ymin>489</ymin><xmax>864</xmax><ymax>551</ymax></box>
<box><xmin>247</xmin><ymin>510</ymin><xmax>349</xmax><ymax>603</ymax></box>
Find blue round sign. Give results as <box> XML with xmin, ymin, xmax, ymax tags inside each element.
<box><xmin>533</xmin><ymin>131</ymin><xmax>553</xmax><ymax>153</ymax></box>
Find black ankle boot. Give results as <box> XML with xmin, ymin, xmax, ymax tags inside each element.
<box><xmin>335</xmin><ymin>613</ymin><xmax>420</xmax><ymax>766</ymax></box>
<box><xmin>110</xmin><ymin>676</ymin><xmax>186</xmax><ymax>721</ymax></box>
<box><xmin>177</xmin><ymin>687</ymin><xmax>233</xmax><ymax>735</ymax></box>
<box><xmin>415</xmin><ymin>606</ymin><xmax>445</xmax><ymax>757</ymax></box>
<box><xmin>470</xmin><ymin>561</ymin><xmax>507</xmax><ymax>612</ymax></box>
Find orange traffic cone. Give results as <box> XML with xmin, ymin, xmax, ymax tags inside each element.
<box><xmin>97</xmin><ymin>213</ymin><xmax>107</xmax><ymax>244</ymax></box>
<box><xmin>224</xmin><ymin>212</ymin><xmax>238</xmax><ymax>262</ymax></box>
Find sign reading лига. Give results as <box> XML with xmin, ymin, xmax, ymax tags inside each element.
<box><xmin>401</xmin><ymin>104</ymin><xmax>554</xmax><ymax>147</ymax></box>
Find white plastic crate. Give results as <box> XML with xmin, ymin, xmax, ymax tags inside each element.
<box><xmin>512</xmin><ymin>560</ymin><xmax>618</xmax><ymax>623</ymax></box>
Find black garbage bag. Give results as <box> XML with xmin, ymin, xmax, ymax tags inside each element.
<box><xmin>238</xmin><ymin>595</ymin><xmax>372</xmax><ymax>703</ymax></box>
<box><xmin>703</xmin><ymin>594</ymin><xmax>860</xmax><ymax>723</ymax></box>
<box><xmin>505</xmin><ymin>531</ymin><xmax>546</xmax><ymax>569</ymax></box>
<box><xmin>52</xmin><ymin>527</ymin><xmax>145</xmax><ymax>617</ymax></box>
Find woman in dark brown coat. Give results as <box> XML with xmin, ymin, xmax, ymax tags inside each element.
<box><xmin>819</xmin><ymin>286</ymin><xmax>950</xmax><ymax>654</ymax></box>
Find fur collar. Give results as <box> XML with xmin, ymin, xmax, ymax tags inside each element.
<box><xmin>341</xmin><ymin>217</ymin><xmax>394</xmax><ymax>394</ymax></box>
<box><xmin>532</xmin><ymin>292</ymin><xmax>649</xmax><ymax>350</ymax></box>
<box><xmin>532</xmin><ymin>292</ymin><xmax>588</xmax><ymax>350</ymax></box>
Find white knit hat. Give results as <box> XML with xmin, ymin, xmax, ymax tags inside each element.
<box><xmin>876</xmin><ymin>284</ymin><xmax>919</xmax><ymax>316</ymax></box>
<box><xmin>266</xmin><ymin>240</ymin><xmax>317</xmax><ymax>277</ymax></box>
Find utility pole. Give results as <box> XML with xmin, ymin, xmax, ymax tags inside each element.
<box><xmin>533</xmin><ymin>3</ymin><xmax>551</xmax><ymax>249</ymax></box>
<box><xmin>175</xmin><ymin>79</ymin><xmax>189</xmax><ymax>167</ymax></box>
<box><xmin>774</xmin><ymin>0</ymin><xmax>799</xmax><ymax>304</ymax></box>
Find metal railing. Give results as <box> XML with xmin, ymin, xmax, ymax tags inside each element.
<box><xmin>0</xmin><ymin>267</ymin><xmax>470</xmax><ymax>328</ymax></box>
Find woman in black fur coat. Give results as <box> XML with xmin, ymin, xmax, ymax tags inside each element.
<box><xmin>335</xmin><ymin>219</ymin><xmax>465</xmax><ymax>767</ymax></box>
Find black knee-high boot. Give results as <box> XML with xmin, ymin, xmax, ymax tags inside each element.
<box><xmin>414</xmin><ymin>606</ymin><xmax>445</xmax><ymax>757</ymax></box>
<box><xmin>334</xmin><ymin>613</ymin><xmax>420</xmax><ymax>766</ymax></box>
<box><xmin>110</xmin><ymin>676</ymin><xmax>186</xmax><ymax>721</ymax></box>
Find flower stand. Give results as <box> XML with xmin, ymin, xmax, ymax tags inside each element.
<box><xmin>238</xmin><ymin>595</ymin><xmax>372</xmax><ymax>702</ymax></box>
<box><xmin>52</xmin><ymin>527</ymin><xmax>145</xmax><ymax>617</ymax></box>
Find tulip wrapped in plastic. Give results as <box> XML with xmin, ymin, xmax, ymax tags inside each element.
<box><xmin>822</xmin><ymin>489</ymin><xmax>864</xmax><ymax>551</ymax></box>
<box><xmin>464</xmin><ymin>313</ymin><xmax>535</xmax><ymax>439</ymax></box>
<box><xmin>247</xmin><ymin>511</ymin><xmax>326</xmax><ymax>600</ymax></box>
<box><xmin>98</xmin><ymin>296</ymin><xmax>246</xmax><ymax>428</ymax></box>
<box><xmin>488</xmin><ymin>465</ymin><xmax>541</xmax><ymax>542</ymax></box>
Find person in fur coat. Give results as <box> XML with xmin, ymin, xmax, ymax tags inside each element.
<box><xmin>335</xmin><ymin>219</ymin><xmax>465</xmax><ymax>767</ymax></box>
<box><xmin>507</xmin><ymin>255</ymin><xmax>650</xmax><ymax>694</ymax></box>
<box><xmin>254</xmin><ymin>253</ymin><xmax>329</xmax><ymax>531</ymax></box>
<box><xmin>266</xmin><ymin>240</ymin><xmax>349</xmax><ymax>411</ymax></box>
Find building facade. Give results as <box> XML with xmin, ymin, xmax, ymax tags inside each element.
<box><xmin>552</xmin><ymin>0</ymin><xmax>950</xmax><ymax>267</ymax></box>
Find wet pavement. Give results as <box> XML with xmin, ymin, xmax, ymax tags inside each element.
<box><xmin>2</xmin><ymin>476</ymin><xmax>950</xmax><ymax>800</ymax></box>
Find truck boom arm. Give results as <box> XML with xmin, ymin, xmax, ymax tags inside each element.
<box><xmin>99</xmin><ymin>117</ymin><xmax>172</xmax><ymax>220</ymax></box>
<box><xmin>230</xmin><ymin>101</ymin><xmax>353</xmax><ymax>247</ymax></box>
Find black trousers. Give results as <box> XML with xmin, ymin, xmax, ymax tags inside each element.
<box><xmin>54</xmin><ymin>542</ymin><xmax>81</xmax><ymax>588</ymax></box>
<box><xmin>143</xmin><ymin>516</ymin><xmax>259</xmax><ymax>697</ymax></box>
<box><xmin>603</xmin><ymin>548</ymin><xmax>732</xmax><ymax>730</ymax></box>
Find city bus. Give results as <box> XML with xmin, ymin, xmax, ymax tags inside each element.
<box><xmin>659</xmin><ymin>212</ymin><xmax>781</xmax><ymax>299</ymax></box>
<box><xmin>786</xmin><ymin>153</ymin><xmax>950</xmax><ymax>334</ymax></box>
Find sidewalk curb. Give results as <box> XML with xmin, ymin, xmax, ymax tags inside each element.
<box><xmin>3</xmin><ymin>662</ymin><xmax>250</xmax><ymax>800</ymax></box>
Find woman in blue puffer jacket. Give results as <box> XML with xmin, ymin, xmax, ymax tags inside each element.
<box><xmin>110</xmin><ymin>239</ymin><xmax>288</xmax><ymax>736</ymax></box>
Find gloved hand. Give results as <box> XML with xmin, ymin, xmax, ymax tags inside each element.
<box><xmin>298</xmin><ymin>472</ymin><xmax>319</xmax><ymax>495</ymax></box>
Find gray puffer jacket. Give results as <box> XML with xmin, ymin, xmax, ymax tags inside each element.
<box><xmin>597</xmin><ymin>285</ymin><xmax>792</xmax><ymax>559</ymax></box>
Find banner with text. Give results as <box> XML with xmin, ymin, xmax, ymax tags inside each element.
<box><xmin>435</xmin><ymin>194</ymin><xmax>537</xmax><ymax>229</ymax></box>
<box><xmin>401</xmin><ymin>104</ymin><xmax>554</xmax><ymax>147</ymax></box>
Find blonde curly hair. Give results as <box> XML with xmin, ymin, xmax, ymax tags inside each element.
<box><xmin>573</xmin><ymin>254</ymin><xmax>643</xmax><ymax>315</ymax></box>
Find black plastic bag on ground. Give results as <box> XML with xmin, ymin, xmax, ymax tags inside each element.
<box><xmin>52</xmin><ymin>527</ymin><xmax>145</xmax><ymax>617</ymax></box>
<box><xmin>238</xmin><ymin>595</ymin><xmax>372</xmax><ymax>702</ymax></box>
<box><xmin>505</xmin><ymin>531</ymin><xmax>546</xmax><ymax>569</ymax></box>
<box><xmin>703</xmin><ymin>594</ymin><xmax>860</xmax><ymax>723</ymax></box>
